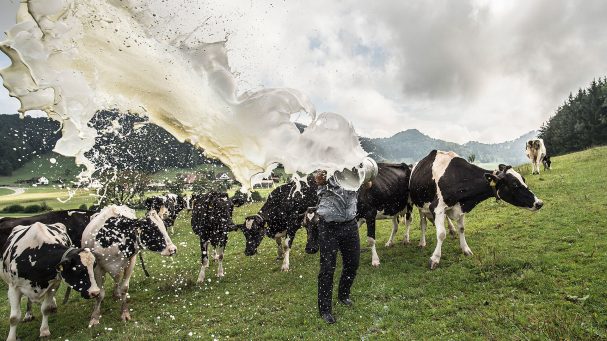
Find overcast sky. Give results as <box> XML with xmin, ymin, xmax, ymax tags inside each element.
<box><xmin>2</xmin><ymin>0</ymin><xmax>607</xmax><ymax>144</ymax></box>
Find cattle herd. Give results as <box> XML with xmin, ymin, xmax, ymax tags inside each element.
<box><xmin>0</xmin><ymin>146</ymin><xmax>550</xmax><ymax>339</ymax></box>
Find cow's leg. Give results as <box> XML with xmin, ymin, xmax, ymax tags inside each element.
<box><xmin>275</xmin><ymin>237</ymin><xmax>284</xmax><ymax>260</ymax></box>
<box><xmin>197</xmin><ymin>240</ymin><xmax>210</xmax><ymax>283</ymax></box>
<box><xmin>429</xmin><ymin>208</ymin><xmax>446</xmax><ymax>270</ymax></box>
<box><xmin>23</xmin><ymin>298</ymin><xmax>35</xmax><ymax>322</ymax></box>
<box><xmin>216</xmin><ymin>245</ymin><xmax>225</xmax><ymax>278</ymax></box>
<box><xmin>365</xmin><ymin>215</ymin><xmax>380</xmax><ymax>267</ymax></box>
<box><xmin>447</xmin><ymin>217</ymin><xmax>458</xmax><ymax>238</ymax></box>
<box><xmin>457</xmin><ymin>215</ymin><xmax>473</xmax><ymax>256</ymax></box>
<box><xmin>7</xmin><ymin>286</ymin><xmax>22</xmax><ymax>341</ymax></box>
<box><xmin>418</xmin><ymin>209</ymin><xmax>427</xmax><ymax>248</ymax></box>
<box><xmin>40</xmin><ymin>281</ymin><xmax>60</xmax><ymax>339</ymax></box>
<box><xmin>89</xmin><ymin>268</ymin><xmax>107</xmax><ymax>328</ymax></box>
<box><xmin>119</xmin><ymin>256</ymin><xmax>138</xmax><ymax>322</ymax></box>
<box><xmin>403</xmin><ymin>211</ymin><xmax>413</xmax><ymax>246</ymax></box>
<box><xmin>385</xmin><ymin>216</ymin><xmax>399</xmax><ymax>248</ymax></box>
<box><xmin>281</xmin><ymin>235</ymin><xmax>291</xmax><ymax>271</ymax></box>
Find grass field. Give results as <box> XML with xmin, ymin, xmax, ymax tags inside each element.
<box><xmin>0</xmin><ymin>147</ymin><xmax>606</xmax><ymax>340</ymax></box>
<box><xmin>0</xmin><ymin>153</ymin><xmax>86</xmax><ymax>187</ymax></box>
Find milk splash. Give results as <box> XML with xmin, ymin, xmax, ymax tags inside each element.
<box><xmin>0</xmin><ymin>0</ymin><xmax>367</xmax><ymax>190</ymax></box>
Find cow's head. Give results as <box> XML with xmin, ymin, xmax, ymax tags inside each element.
<box><xmin>542</xmin><ymin>155</ymin><xmax>552</xmax><ymax>170</ymax></box>
<box><xmin>56</xmin><ymin>248</ymin><xmax>100</xmax><ymax>299</ymax></box>
<box><xmin>241</xmin><ymin>215</ymin><xmax>266</xmax><ymax>256</ymax></box>
<box><xmin>301</xmin><ymin>207</ymin><xmax>319</xmax><ymax>254</ymax></box>
<box><xmin>137</xmin><ymin>211</ymin><xmax>177</xmax><ymax>256</ymax></box>
<box><xmin>485</xmin><ymin>165</ymin><xmax>544</xmax><ymax>211</ymax></box>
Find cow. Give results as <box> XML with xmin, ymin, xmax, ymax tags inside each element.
<box><xmin>0</xmin><ymin>209</ymin><xmax>98</xmax><ymax>320</ymax></box>
<box><xmin>0</xmin><ymin>209</ymin><xmax>97</xmax><ymax>254</ymax></box>
<box><xmin>542</xmin><ymin>155</ymin><xmax>552</xmax><ymax>171</ymax></box>
<box><xmin>241</xmin><ymin>175</ymin><xmax>319</xmax><ymax>271</ymax></box>
<box><xmin>145</xmin><ymin>194</ymin><xmax>188</xmax><ymax>233</ymax></box>
<box><xmin>526</xmin><ymin>138</ymin><xmax>547</xmax><ymax>175</ymax></box>
<box><xmin>410</xmin><ymin>150</ymin><xmax>544</xmax><ymax>270</ymax></box>
<box><xmin>82</xmin><ymin>205</ymin><xmax>177</xmax><ymax>327</ymax></box>
<box><xmin>190</xmin><ymin>191</ymin><xmax>243</xmax><ymax>283</ymax></box>
<box><xmin>1</xmin><ymin>222</ymin><xmax>99</xmax><ymax>341</ymax></box>
<box><xmin>300</xmin><ymin>207</ymin><xmax>320</xmax><ymax>255</ymax></box>
<box><xmin>355</xmin><ymin>163</ymin><xmax>413</xmax><ymax>267</ymax></box>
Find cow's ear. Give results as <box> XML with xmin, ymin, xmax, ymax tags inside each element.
<box><xmin>56</xmin><ymin>258</ymin><xmax>70</xmax><ymax>272</ymax></box>
<box><xmin>484</xmin><ymin>173</ymin><xmax>500</xmax><ymax>186</ymax></box>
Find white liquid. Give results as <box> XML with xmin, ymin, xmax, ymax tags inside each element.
<box><xmin>0</xmin><ymin>0</ymin><xmax>367</xmax><ymax>189</ymax></box>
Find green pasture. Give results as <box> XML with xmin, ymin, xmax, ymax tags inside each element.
<box><xmin>0</xmin><ymin>189</ymin><xmax>14</xmax><ymax>197</ymax></box>
<box><xmin>0</xmin><ymin>147</ymin><xmax>606</xmax><ymax>340</ymax></box>
<box><xmin>0</xmin><ymin>153</ymin><xmax>86</xmax><ymax>187</ymax></box>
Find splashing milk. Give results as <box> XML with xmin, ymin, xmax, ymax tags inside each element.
<box><xmin>0</xmin><ymin>0</ymin><xmax>367</xmax><ymax>190</ymax></box>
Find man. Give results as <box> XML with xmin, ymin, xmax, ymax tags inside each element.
<box><xmin>315</xmin><ymin>170</ymin><xmax>372</xmax><ymax>324</ymax></box>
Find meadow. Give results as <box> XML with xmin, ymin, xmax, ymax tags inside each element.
<box><xmin>0</xmin><ymin>147</ymin><xmax>606</xmax><ymax>340</ymax></box>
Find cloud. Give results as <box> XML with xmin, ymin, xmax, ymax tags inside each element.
<box><xmin>2</xmin><ymin>0</ymin><xmax>607</xmax><ymax>144</ymax></box>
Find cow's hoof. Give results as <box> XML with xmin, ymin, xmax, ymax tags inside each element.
<box><xmin>403</xmin><ymin>239</ymin><xmax>410</xmax><ymax>246</ymax></box>
<box><xmin>449</xmin><ymin>230</ymin><xmax>458</xmax><ymax>238</ymax></box>
<box><xmin>217</xmin><ymin>273</ymin><xmax>224</xmax><ymax>278</ymax></box>
<box><xmin>463</xmin><ymin>249</ymin><xmax>473</xmax><ymax>256</ymax></box>
<box><xmin>428</xmin><ymin>258</ymin><xmax>439</xmax><ymax>270</ymax></box>
<box><xmin>121</xmin><ymin>312</ymin><xmax>131</xmax><ymax>322</ymax></box>
<box><xmin>88</xmin><ymin>319</ymin><xmax>99</xmax><ymax>328</ymax></box>
<box><xmin>384</xmin><ymin>241</ymin><xmax>393</xmax><ymax>248</ymax></box>
<box><xmin>280</xmin><ymin>266</ymin><xmax>289</xmax><ymax>272</ymax></box>
<box><xmin>197</xmin><ymin>277</ymin><xmax>206</xmax><ymax>283</ymax></box>
<box><xmin>22</xmin><ymin>314</ymin><xmax>35</xmax><ymax>323</ymax></box>
<box><xmin>371</xmin><ymin>261</ymin><xmax>380</xmax><ymax>268</ymax></box>
<box><xmin>50</xmin><ymin>306</ymin><xmax>57</xmax><ymax>314</ymax></box>
<box><xmin>39</xmin><ymin>332</ymin><xmax>50</xmax><ymax>339</ymax></box>
<box><xmin>417</xmin><ymin>243</ymin><xmax>426</xmax><ymax>249</ymax></box>
<box><xmin>113</xmin><ymin>293</ymin><xmax>121</xmax><ymax>302</ymax></box>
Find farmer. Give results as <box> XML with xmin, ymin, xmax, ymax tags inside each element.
<box><xmin>315</xmin><ymin>170</ymin><xmax>372</xmax><ymax>324</ymax></box>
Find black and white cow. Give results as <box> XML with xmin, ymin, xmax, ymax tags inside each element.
<box><xmin>300</xmin><ymin>206</ymin><xmax>320</xmax><ymax>255</ymax></box>
<box><xmin>410</xmin><ymin>150</ymin><xmax>544</xmax><ymax>270</ymax></box>
<box><xmin>542</xmin><ymin>155</ymin><xmax>552</xmax><ymax>171</ymax></box>
<box><xmin>356</xmin><ymin>163</ymin><xmax>413</xmax><ymax>267</ymax></box>
<box><xmin>241</xmin><ymin>175</ymin><xmax>319</xmax><ymax>271</ymax></box>
<box><xmin>526</xmin><ymin>138</ymin><xmax>547</xmax><ymax>175</ymax></box>
<box><xmin>145</xmin><ymin>194</ymin><xmax>188</xmax><ymax>233</ymax></box>
<box><xmin>82</xmin><ymin>205</ymin><xmax>177</xmax><ymax>327</ymax></box>
<box><xmin>1</xmin><ymin>223</ymin><xmax>99</xmax><ymax>341</ymax></box>
<box><xmin>0</xmin><ymin>209</ymin><xmax>99</xmax><ymax>319</ymax></box>
<box><xmin>190</xmin><ymin>191</ymin><xmax>242</xmax><ymax>283</ymax></box>
<box><xmin>0</xmin><ymin>209</ymin><xmax>97</xmax><ymax>254</ymax></box>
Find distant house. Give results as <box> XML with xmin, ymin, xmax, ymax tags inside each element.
<box><xmin>215</xmin><ymin>172</ymin><xmax>232</xmax><ymax>181</ymax></box>
<box><xmin>37</xmin><ymin>176</ymin><xmax>49</xmax><ymax>185</ymax></box>
<box><xmin>180</xmin><ymin>174</ymin><xmax>205</xmax><ymax>185</ymax></box>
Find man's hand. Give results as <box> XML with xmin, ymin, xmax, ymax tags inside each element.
<box><xmin>362</xmin><ymin>181</ymin><xmax>372</xmax><ymax>189</ymax></box>
<box><xmin>315</xmin><ymin>170</ymin><xmax>328</xmax><ymax>186</ymax></box>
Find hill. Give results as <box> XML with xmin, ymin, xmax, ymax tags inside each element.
<box><xmin>364</xmin><ymin>129</ymin><xmax>538</xmax><ymax>166</ymax></box>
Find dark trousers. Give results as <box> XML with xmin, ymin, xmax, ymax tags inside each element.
<box><xmin>318</xmin><ymin>218</ymin><xmax>360</xmax><ymax>315</ymax></box>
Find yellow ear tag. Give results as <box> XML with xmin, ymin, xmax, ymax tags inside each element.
<box><xmin>490</xmin><ymin>180</ymin><xmax>496</xmax><ymax>187</ymax></box>
<box><xmin>264</xmin><ymin>223</ymin><xmax>268</xmax><ymax>227</ymax></box>
<box><xmin>137</xmin><ymin>228</ymin><xmax>141</xmax><ymax>234</ymax></box>
<box><xmin>59</xmin><ymin>265</ymin><xmax>63</xmax><ymax>271</ymax></box>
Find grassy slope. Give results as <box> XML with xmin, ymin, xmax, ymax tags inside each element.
<box><xmin>0</xmin><ymin>153</ymin><xmax>86</xmax><ymax>187</ymax></box>
<box><xmin>0</xmin><ymin>147</ymin><xmax>606</xmax><ymax>340</ymax></box>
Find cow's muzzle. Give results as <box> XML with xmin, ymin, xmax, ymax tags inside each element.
<box><xmin>534</xmin><ymin>200</ymin><xmax>544</xmax><ymax>210</ymax></box>
<box><xmin>162</xmin><ymin>245</ymin><xmax>178</xmax><ymax>256</ymax></box>
<box><xmin>89</xmin><ymin>290</ymin><xmax>100</xmax><ymax>299</ymax></box>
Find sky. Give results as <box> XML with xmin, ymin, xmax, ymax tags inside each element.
<box><xmin>1</xmin><ymin>0</ymin><xmax>607</xmax><ymax>144</ymax></box>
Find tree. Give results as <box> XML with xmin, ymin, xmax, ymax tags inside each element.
<box><xmin>96</xmin><ymin>169</ymin><xmax>152</xmax><ymax>207</ymax></box>
<box><xmin>467</xmin><ymin>154</ymin><xmax>475</xmax><ymax>163</ymax></box>
<box><xmin>191</xmin><ymin>176</ymin><xmax>214</xmax><ymax>194</ymax></box>
<box><xmin>165</xmin><ymin>175</ymin><xmax>185</xmax><ymax>196</ymax></box>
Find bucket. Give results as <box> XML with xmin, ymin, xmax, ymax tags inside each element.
<box><xmin>333</xmin><ymin>157</ymin><xmax>378</xmax><ymax>191</ymax></box>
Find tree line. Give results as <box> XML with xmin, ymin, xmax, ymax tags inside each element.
<box><xmin>539</xmin><ymin>77</ymin><xmax>607</xmax><ymax>156</ymax></box>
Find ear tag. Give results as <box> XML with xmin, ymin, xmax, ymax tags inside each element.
<box><xmin>264</xmin><ymin>223</ymin><xmax>268</xmax><ymax>227</ymax></box>
<box><xmin>137</xmin><ymin>228</ymin><xmax>141</xmax><ymax>234</ymax></box>
<box><xmin>59</xmin><ymin>265</ymin><xmax>63</xmax><ymax>271</ymax></box>
<box><xmin>490</xmin><ymin>180</ymin><xmax>496</xmax><ymax>187</ymax></box>
<box><xmin>209</xmin><ymin>206</ymin><xmax>213</xmax><ymax>209</ymax></box>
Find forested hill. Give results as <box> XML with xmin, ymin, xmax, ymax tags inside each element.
<box><xmin>360</xmin><ymin>129</ymin><xmax>538</xmax><ymax>166</ymax></box>
<box><xmin>0</xmin><ymin>113</ymin><xmax>537</xmax><ymax>176</ymax></box>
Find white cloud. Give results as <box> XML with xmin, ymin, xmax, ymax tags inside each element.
<box><xmin>2</xmin><ymin>0</ymin><xmax>607</xmax><ymax>143</ymax></box>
